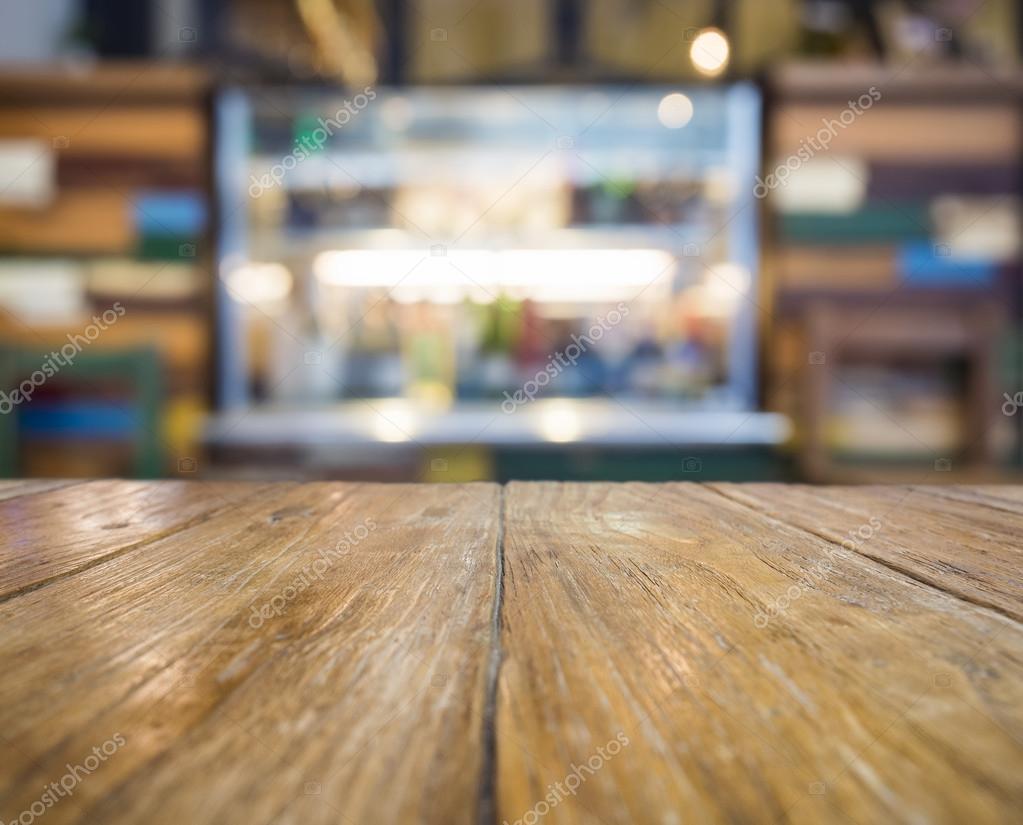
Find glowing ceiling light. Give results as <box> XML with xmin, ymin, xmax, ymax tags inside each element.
<box><xmin>690</xmin><ymin>28</ymin><xmax>730</xmax><ymax>77</ymax></box>
<box><xmin>657</xmin><ymin>93</ymin><xmax>694</xmax><ymax>129</ymax></box>
<box><xmin>315</xmin><ymin>250</ymin><xmax>497</xmax><ymax>291</ymax></box>
<box><xmin>314</xmin><ymin>249</ymin><xmax>676</xmax><ymax>303</ymax></box>
<box><xmin>494</xmin><ymin>249</ymin><xmax>676</xmax><ymax>303</ymax></box>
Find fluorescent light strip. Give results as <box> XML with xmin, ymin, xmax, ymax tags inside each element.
<box><xmin>314</xmin><ymin>249</ymin><xmax>677</xmax><ymax>303</ymax></box>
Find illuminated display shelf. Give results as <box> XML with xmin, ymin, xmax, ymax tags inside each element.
<box><xmin>213</xmin><ymin>83</ymin><xmax>762</xmax><ymax>423</ymax></box>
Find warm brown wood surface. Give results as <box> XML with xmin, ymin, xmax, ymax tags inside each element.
<box><xmin>1</xmin><ymin>481</ymin><xmax>1021</xmax><ymax>824</ymax></box>
<box><xmin>0</xmin><ymin>479</ymin><xmax>80</xmax><ymax>502</ymax></box>
<box><xmin>0</xmin><ymin>481</ymin><xmax>499</xmax><ymax>825</ymax></box>
<box><xmin>0</xmin><ymin>480</ymin><xmax>268</xmax><ymax>601</ymax></box>
<box><xmin>712</xmin><ymin>483</ymin><xmax>1023</xmax><ymax>622</ymax></box>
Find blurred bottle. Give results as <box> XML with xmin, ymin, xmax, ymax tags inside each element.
<box><xmin>514</xmin><ymin>299</ymin><xmax>549</xmax><ymax>373</ymax></box>
<box><xmin>403</xmin><ymin>302</ymin><xmax>455</xmax><ymax>407</ymax></box>
<box><xmin>454</xmin><ymin>298</ymin><xmax>488</xmax><ymax>399</ymax></box>
<box><xmin>478</xmin><ymin>294</ymin><xmax>521</xmax><ymax>397</ymax></box>
<box><xmin>346</xmin><ymin>292</ymin><xmax>404</xmax><ymax>397</ymax></box>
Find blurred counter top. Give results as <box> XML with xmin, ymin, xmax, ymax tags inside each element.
<box><xmin>204</xmin><ymin>399</ymin><xmax>790</xmax><ymax>451</ymax></box>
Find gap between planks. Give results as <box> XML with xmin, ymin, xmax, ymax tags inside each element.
<box><xmin>707</xmin><ymin>483</ymin><xmax>1023</xmax><ymax>628</ymax></box>
<box><xmin>476</xmin><ymin>483</ymin><xmax>506</xmax><ymax>825</ymax></box>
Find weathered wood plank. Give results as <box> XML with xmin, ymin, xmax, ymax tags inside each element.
<box><xmin>496</xmin><ymin>482</ymin><xmax>1023</xmax><ymax>825</ymax></box>
<box><xmin>713</xmin><ymin>483</ymin><xmax>1023</xmax><ymax>622</ymax></box>
<box><xmin>0</xmin><ymin>479</ymin><xmax>83</xmax><ymax>502</ymax></box>
<box><xmin>3</xmin><ymin>481</ymin><xmax>1021</xmax><ymax>825</ymax></box>
<box><xmin>0</xmin><ymin>480</ymin><xmax>270</xmax><ymax>601</ymax></box>
<box><xmin>912</xmin><ymin>484</ymin><xmax>1023</xmax><ymax>516</ymax></box>
<box><xmin>0</xmin><ymin>482</ymin><xmax>500</xmax><ymax>825</ymax></box>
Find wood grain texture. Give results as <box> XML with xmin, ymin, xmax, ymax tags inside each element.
<box><xmin>713</xmin><ymin>483</ymin><xmax>1023</xmax><ymax>622</ymax></box>
<box><xmin>0</xmin><ymin>482</ymin><xmax>500</xmax><ymax>825</ymax></box>
<box><xmin>1</xmin><ymin>481</ymin><xmax>1021</xmax><ymax>825</ymax></box>
<box><xmin>0</xmin><ymin>480</ymin><xmax>268</xmax><ymax>601</ymax></box>
<box><xmin>0</xmin><ymin>479</ymin><xmax>82</xmax><ymax>502</ymax></box>
<box><xmin>496</xmin><ymin>482</ymin><xmax>1023</xmax><ymax>825</ymax></box>
<box><xmin>913</xmin><ymin>484</ymin><xmax>1023</xmax><ymax>516</ymax></box>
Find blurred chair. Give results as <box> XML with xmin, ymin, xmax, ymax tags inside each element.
<box><xmin>800</xmin><ymin>298</ymin><xmax>1002</xmax><ymax>482</ymax></box>
<box><xmin>0</xmin><ymin>347</ymin><xmax>163</xmax><ymax>478</ymax></box>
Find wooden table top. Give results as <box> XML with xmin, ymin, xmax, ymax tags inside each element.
<box><xmin>1</xmin><ymin>480</ymin><xmax>1021</xmax><ymax>824</ymax></box>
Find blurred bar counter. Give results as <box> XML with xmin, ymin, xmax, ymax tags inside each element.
<box><xmin>204</xmin><ymin>401</ymin><xmax>790</xmax><ymax>482</ymax></box>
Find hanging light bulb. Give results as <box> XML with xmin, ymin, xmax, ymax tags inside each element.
<box><xmin>690</xmin><ymin>27</ymin><xmax>730</xmax><ymax>77</ymax></box>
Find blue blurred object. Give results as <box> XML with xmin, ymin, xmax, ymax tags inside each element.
<box><xmin>898</xmin><ymin>241</ymin><xmax>997</xmax><ymax>287</ymax></box>
<box><xmin>19</xmin><ymin>402</ymin><xmax>139</xmax><ymax>438</ymax></box>
<box><xmin>134</xmin><ymin>191</ymin><xmax>207</xmax><ymax>235</ymax></box>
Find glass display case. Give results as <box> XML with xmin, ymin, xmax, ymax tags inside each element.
<box><xmin>213</xmin><ymin>83</ymin><xmax>762</xmax><ymax>424</ymax></box>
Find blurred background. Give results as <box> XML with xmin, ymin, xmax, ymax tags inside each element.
<box><xmin>0</xmin><ymin>0</ymin><xmax>1019</xmax><ymax>483</ymax></box>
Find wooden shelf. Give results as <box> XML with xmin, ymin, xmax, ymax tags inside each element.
<box><xmin>0</xmin><ymin>315</ymin><xmax>207</xmax><ymax>375</ymax></box>
<box><xmin>770</xmin><ymin>61</ymin><xmax>1023</xmax><ymax>102</ymax></box>
<box><xmin>0</xmin><ymin>62</ymin><xmax>210</xmax><ymax>104</ymax></box>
